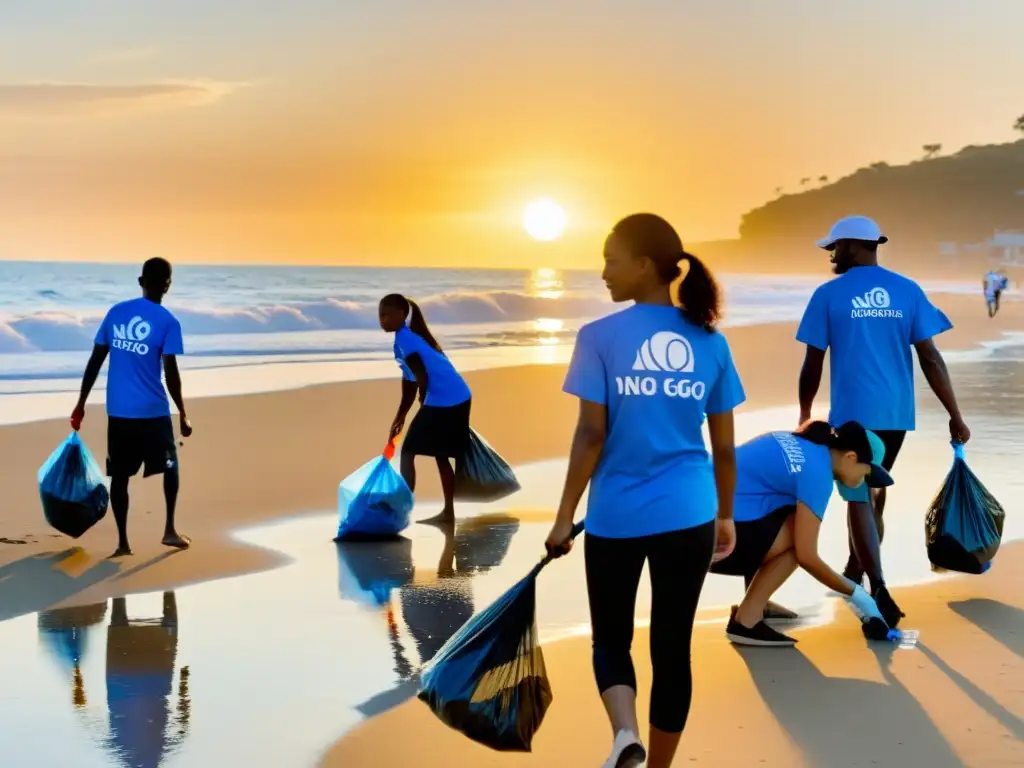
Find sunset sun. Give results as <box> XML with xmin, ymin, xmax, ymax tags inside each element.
<box><xmin>522</xmin><ymin>198</ymin><xmax>567</xmax><ymax>241</ymax></box>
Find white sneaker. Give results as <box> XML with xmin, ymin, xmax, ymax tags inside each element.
<box><xmin>602</xmin><ymin>729</ymin><xmax>646</xmax><ymax>768</ymax></box>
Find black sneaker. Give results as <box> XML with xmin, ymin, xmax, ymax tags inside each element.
<box><xmin>727</xmin><ymin>608</ymin><xmax>797</xmax><ymax>647</ymax></box>
<box><xmin>873</xmin><ymin>585</ymin><xmax>905</xmax><ymax>629</ymax></box>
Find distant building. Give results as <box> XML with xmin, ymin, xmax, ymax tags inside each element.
<box><xmin>990</xmin><ymin>231</ymin><xmax>1024</xmax><ymax>265</ymax></box>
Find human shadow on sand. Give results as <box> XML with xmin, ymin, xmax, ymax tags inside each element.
<box><xmin>737</xmin><ymin>642</ymin><xmax>963</xmax><ymax>767</ymax></box>
<box><xmin>0</xmin><ymin>549</ymin><xmax>120</xmax><ymax>623</ymax></box>
<box><xmin>948</xmin><ymin>598</ymin><xmax>1023</xmax><ymax>659</ymax></box>
<box><xmin>336</xmin><ymin>513</ymin><xmax>522</xmax><ymax>719</ymax></box>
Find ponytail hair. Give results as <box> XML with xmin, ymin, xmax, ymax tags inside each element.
<box><xmin>792</xmin><ymin>419</ymin><xmax>838</xmax><ymax>447</ymax></box>
<box><xmin>677</xmin><ymin>251</ymin><xmax>722</xmax><ymax>332</ymax></box>
<box><xmin>610</xmin><ymin>212</ymin><xmax>722</xmax><ymax>333</ymax></box>
<box><xmin>380</xmin><ymin>293</ymin><xmax>444</xmax><ymax>353</ymax></box>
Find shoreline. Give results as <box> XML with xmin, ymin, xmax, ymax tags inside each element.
<box><xmin>322</xmin><ymin>539</ymin><xmax>1024</xmax><ymax>767</ymax></box>
<box><xmin>0</xmin><ymin>293</ymin><xmax>1019</xmax><ymax>616</ymax></box>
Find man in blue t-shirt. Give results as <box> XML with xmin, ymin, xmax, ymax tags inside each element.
<box><xmin>71</xmin><ymin>258</ymin><xmax>193</xmax><ymax>558</ymax></box>
<box><xmin>796</xmin><ymin>216</ymin><xmax>970</xmax><ymax>620</ymax></box>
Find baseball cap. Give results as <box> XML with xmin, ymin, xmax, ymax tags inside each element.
<box><xmin>834</xmin><ymin>422</ymin><xmax>894</xmax><ymax>489</ymax></box>
<box><xmin>816</xmin><ymin>216</ymin><xmax>888</xmax><ymax>250</ymax></box>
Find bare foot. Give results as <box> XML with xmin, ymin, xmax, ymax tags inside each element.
<box><xmin>162</xmin><ymin>533</ymin><xmax>191</xmax><ymax>549</ymax></box>
<box><xmin>109</xmin><ymin>545</ymin><xmax>133</xmax><ymax>558</ymax></box>
<box><xmin>418</xmin><ymin>510</ymin><xmax>455</xmax><ymax>527</ymax></box>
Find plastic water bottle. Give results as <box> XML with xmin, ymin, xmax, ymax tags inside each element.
<box><xmin>886</xmin><ymin>628</ymin><xmax>919</xmax><ymax>649</ymax></box>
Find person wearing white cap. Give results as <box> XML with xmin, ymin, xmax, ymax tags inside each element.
<box><xmin>794</xmin><ymin>215</ymin><xmax>970</xmax><ymax>627</ymax></box>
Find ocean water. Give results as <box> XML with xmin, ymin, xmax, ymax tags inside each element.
<box><xmin>0</xmin><ymin>386</ymin><xmax>1020</xmax><ymax>767</ymax></box>
<box><xmin>0</xmin><ymin>261</ymin><xmax>1003</xmax><ymax>392</ymax></box>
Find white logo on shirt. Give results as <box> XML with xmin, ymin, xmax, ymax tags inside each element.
<box><xmin>111</xmin><ymin>315</ymin><xmax>152</xmax><ymax>355</ymax></box>
<box><xmin>616</xmin><ymin>331</ymin><xmax>705</xmax><ymax>399</ymax></box>
<box><xmin>773</xmin><ymin>432</ymin><xmax>806</xmax><ymax>474</ymax></box>
<box><xmin>850</xmin><ymin>287</ymin><xmax>904</xmax><ymax>318</ymax></box>
<box><xmin>632</xmin><ymin>332</ymin><xmax>695</xmax><ymax>373</ymax></box>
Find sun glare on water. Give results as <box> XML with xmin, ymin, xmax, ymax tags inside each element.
<box><xmin>523</xmin><ymin>198</ymin><xmax>567</xmax><ymax>241</ymax></box>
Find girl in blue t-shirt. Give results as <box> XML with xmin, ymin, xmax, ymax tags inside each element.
<box><xmin>711</xmin><ymin>420</ymin><xmax>891</xmax><ymax>647</ymax></box>
<box><xmin>379</xmin><ymin>294</ymin><xmax>472</xmax><ymax>525</ymax></box>
<box><xmin>545</xmin><ymin>213</ymin><xmax>746</xmax><ymax>768</ymax></box>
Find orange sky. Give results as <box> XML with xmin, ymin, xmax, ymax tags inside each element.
<box><xmin>2</xmin><ymin>1</ymin><xmax>1023</xmax><ymax>268</ymax></box>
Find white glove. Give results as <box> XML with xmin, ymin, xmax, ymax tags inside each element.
<box><xmin>848</xmin><ymin>584</ymin><xmax>886</xmax><ymax>625</ymax></box>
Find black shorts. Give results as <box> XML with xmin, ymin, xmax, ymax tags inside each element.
<box><xmin>107</xmin><ymin>416</ymin><xmax>178</xmax><ymax>478</ymax></box>
<box><xmin>710</xmin><ymin>505</ymin><xmax>795</xmax><ymax>578</ymax></box>
<box><xmin>871</xmin><ymin>429</ymin><xmax>906</xmax><ymax>472</ymax></box>
<box><xmin>401</xmin><ymin>399</ymin><xmax>471</xmax><ymax>459</ymax></box>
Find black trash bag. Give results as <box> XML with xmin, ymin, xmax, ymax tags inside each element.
<box><xmin>925</xmin><ymin>443</ymin><xmax>1005</xmax><ymax>574</ymax></box>
<box><xmin>38</xmin><ymin>433</ymin><xmax>109</xmax><ymax>539</ymax></box>
<box><xmin>453</xmin><ymin>429</ymin><xmax>521</xmax><ymax>503</ymax></box>
<box><xmin>417</xmin><ymin>520</ymin><xmax>584</xmax><ymax>752</ymax></box>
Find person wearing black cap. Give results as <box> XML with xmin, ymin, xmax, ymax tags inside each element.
<box><xmin>713</xmin><ymin>420</ymin><xmax>891</xmax><ymax>647</ymax></box>
<box><xmin>70</xmin><ymin>257</ymin><xmax>193</xmax><ymax>557</ymax></box>
<box><xmin>795</xmin><ymin>216</ymin><xmax>970</xmax><ymax>626</ymax></box>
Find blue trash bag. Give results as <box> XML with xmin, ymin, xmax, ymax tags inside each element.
<box><xmin>38</xmin><ymin>432</ymin><xmax>109</xmax><ymax>539</ymax></box>
<box><xmin>417</xmin><ymin>520</ymin><xmax>585</xmax><ymax>752</ymax></box>
<box><xmin>453</xmin><ymin>429</ymin><xmax>521</xmax><ymax>503</ymax></box>
<box><xmin>925</xmin><ymin>442</ymin><xmax>1005</xmax><ymax>574</ymax></box>
<box><xmin>335</xmin><ymin>442</ymin><xmax>414</xmax><ymax>541</ymax></box>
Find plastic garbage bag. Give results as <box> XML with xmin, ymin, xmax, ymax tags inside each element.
<box><xmin>925</xmin><ymin>443</ymin><xmax>1005</xmax><ymax>574</ymax></box>
<box><xmin>38</xmin><ymin>433</ymin><xmax>109</xmax><ymax>539</ymax></box>
<box><xmin>335</xmin><ymin>441</ymin><xmax>414</xmax><ymax>541</ymax></box>
<box><xmin>453</xmin><ymin>429</ymin><xmax>521</xmax><ymax>503</ymax></box>
<box><xmin>417</xmin><ymin>520</ymin><xmax>584</xmax><ymax>752</ymax></box>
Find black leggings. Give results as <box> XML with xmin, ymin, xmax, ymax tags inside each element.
<box><xmin>585</xmin><ymin>521</ymin><xmax>715</xmax><ymax>733</ymax></box>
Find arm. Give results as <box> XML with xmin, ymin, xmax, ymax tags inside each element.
<box><xmin>554</xmin><ymin>400</ymin><xmax>607</xmax><ymax>525</ymax></box>
<box><xmin>706</xmin><ymin>410</ymin><xmax>736</xmax><ymax>521</ymax></box>
<box><xmin>914</xmin><ymin>339</ymin><xmax>963</xmax><ymax>424</ymax></box>
<box><xmin>163</xmin><ymin>355</ymin><xmax>186</xmax><ymax>416</ymax></box>
<box><xmin>792</xmin><ymin>503</ymin><xmax>856</xmax><ymax>595</ymax></box>
<box><xmin>798</xmin><ymin>345</ymin><xmax>826</xmax><ymax>422</ymax></box>
<box><xmin>75</xmin><ymin>344</ymin><xmax>109</xmax><ymax>411</ymax></box>
<box><xmin>404</xmin><ymin>352</ymin><xmax>429</xmax><ymax>405</ymax></box>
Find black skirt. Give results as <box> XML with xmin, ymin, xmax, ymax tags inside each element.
<box><xmin>402</xmin><ymin>399</ymin><xmax>472</xmax><ymax>459</ymax></box>
<box><xmin>710</xmin><ymin>505</ymin><xmax>795</xmax><ymax>577</ymax></box>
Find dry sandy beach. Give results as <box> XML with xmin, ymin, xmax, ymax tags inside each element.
<box><xmin>0</xmin><ymin>292</ymin><xmax>1021</xmax><ymax>765</ymax></box>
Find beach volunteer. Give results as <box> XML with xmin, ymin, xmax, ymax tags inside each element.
<box><xmin>796</xmin><ymin>215</ymin><xmax>970</xmax><ymax>626</ymax></box>
<box><xmin>379</xmin><ymin>293</ymin><xmax>472</xmax><ymax>525</ymax></box>
<box><xmin>713</xmin><ymin>421</ymin><xmax>892</xmax><ymax>647</ymax></box>
<box><xmin>545</xmin><ymin>213</ymin><xmax>745</xmax><ymax>768</ymax></box>
<box><xmin>71</xmin><ymin>257</ymin><xmax>192</xmax><ymax>558</ymax></box>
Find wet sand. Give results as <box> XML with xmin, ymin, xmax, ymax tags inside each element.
<box><xmin>322</xmin><ymin>541</ymin><xmax>1024</xmax><ymax>767</ymax></box>
<box><xmin>0</xmin><ymin>293</ymin><xmax>1018</xmax><ymax>619</ymax></box>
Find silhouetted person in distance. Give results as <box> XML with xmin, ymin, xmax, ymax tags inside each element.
<box><xmin>105</xmin><ymin>592</ymin><xmax>190</xmax><ymax>768</ymax></box>
<box><xmin>71</xmin><ymin>257</ymin><xmax>193</xmax><ymax>557</ymax></box>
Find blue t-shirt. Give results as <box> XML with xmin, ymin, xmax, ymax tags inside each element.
<box><xmin>796</xmin><ymin>265</ymin><xmax>951</xmax><ymax>431</ymax></box>
<box><xmin>563</xmin><ymin>304</ymin><xmax>747</xmax><ymax>539</ymax></box>
<box><xmin>95</xmin><ymin>297</ymin><xmax>183</xmax><ymax>419</ymax></box>
<box><xmin>734</xmin><ymin>433</ymin><xmax>835</xmax><ymax>523</ymax></box>
<box><xmin>393</xmin><ymin>326</ymin><xmax>471</xmax><ymax>408</ymax></box>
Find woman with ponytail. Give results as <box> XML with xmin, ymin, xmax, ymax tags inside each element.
<box><xmin>379</xmin><ymin>294</ymin><xmax>472</xmax><ymax>525</ymax></box>
<box><xmin>544</xmin><ymin>213</ymin><xmax>745</xmax><ymax>768</ymax></box>
<box><xmin>711</xmin><ymin>420</ymin><xmax>893</xmax><ymax>647</ymax></box>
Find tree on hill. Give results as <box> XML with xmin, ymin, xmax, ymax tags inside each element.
<box><xmin>800</xmin><ymin>177</ymin><xmax>811</xmax><ymax>186</ymax></box>
<box><xmin>1016</xmin><ymin>114</ymin><xmax>1024</xmax><ymax>134</ymax></box>
<box><xmin>922</xmin><ymin>143</ymin><xmax>942</xmax><ymax>159</ymax></box>
<box><xmin>818</xmin><ymin>175</ymin><xmax>829</xmax><ymax>184</ymax></box>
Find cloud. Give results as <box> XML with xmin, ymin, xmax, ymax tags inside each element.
<box><xmin>88</xmin><ymin>46</ymin><xmax>160</xmax><ymax>65</ymax></box>
<box><xmin>0</xmin><ymin>80</ymin><xmax>247</xmax><ymax>118</ymax></box>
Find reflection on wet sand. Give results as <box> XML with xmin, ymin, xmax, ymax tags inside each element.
<box><xmin>37</xmin><ymin>592</ymin><xmax>190</xmax><ymax>768</ymax></box>
<box><xmin>335</xmin><ymin>514</ymin><xmax>521</xmax><ymax>715</ymax></box>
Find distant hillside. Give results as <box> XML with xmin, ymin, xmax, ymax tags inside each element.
<box><xmin>738</xmin><ymin>140</ymin><xmax>1024</xmax><ymax>251</ymax></box>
